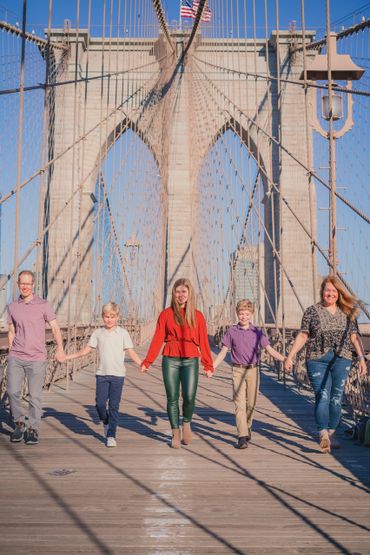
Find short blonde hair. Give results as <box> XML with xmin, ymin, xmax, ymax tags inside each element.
<box><xmin>102</xmin><ymin>301</ymin><xmax>120</xmax><ymax>316</ymax></box>
<box><xmin>18</xmin><ymin>270</ymin><xmax>34</xmax><ymax>283</ymax></box>
<box><xmin>236</xmin><ymin>299</ymin><xmax>254</xmax><ymax>314</ymax></box>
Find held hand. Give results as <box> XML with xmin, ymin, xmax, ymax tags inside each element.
<box><xmin>140</xmin><ymin>363</ymin><xmax>149</xmax><ymax>373</ymax></box>
<box><xmin>204</xmin><ymin>369</ymin><xmax>213</xmax><ymax>378</ymax></box>
<box><xmin>284</xmin><ymin>358</ymin><xmax>293</xmax><ymax>373</ymax></box>
<box><xmin>55</xmin><ymin>349</ymin><xmax>66</xmax><ymax>363</ymax></box>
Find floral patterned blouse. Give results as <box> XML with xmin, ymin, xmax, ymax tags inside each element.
<box><xmin>300</xmin><ymin>303</ymin><xmax>359</xmax><ymax>360</ymax></box>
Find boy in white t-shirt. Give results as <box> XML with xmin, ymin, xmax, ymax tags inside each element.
<box><xmin>66</xmin><ymin>302</ymin><xmax>142</xmax><ymax>447</ymax></box>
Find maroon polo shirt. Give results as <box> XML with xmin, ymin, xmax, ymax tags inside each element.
<box><xmin>7</xmin><ymin>296</ymin><xmax>56</xmax><ymax>361</ymax></box>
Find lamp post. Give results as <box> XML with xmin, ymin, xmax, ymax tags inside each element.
<box><xmin>301</xmin><ymin>22</ymin><xmax>364</xmax><ymax>274</ymax></box>
<box><xmin>123</xmin><ymin>236</ymin><xmax>140</xmax><ymax>323</ymax></box>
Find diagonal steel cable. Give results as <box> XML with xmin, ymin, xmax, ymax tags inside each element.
<box><xmin>0</xmin><ymin>20</ymin><xmax>67</xmax><ymax>50</ymax></box>
<box><xmin>192</xmin><ymin>56</ymin><xmax>370</xmax><ymax>226</ymax></box>
<box><xmin>151</xmin><ymin>0</ymin><xmax>175</xmax><ymax>53</ymax></box>
<box><xmin>183</xmin><ymin>0</ymin><xmax>208</xmax><ymax>56</ymax></box>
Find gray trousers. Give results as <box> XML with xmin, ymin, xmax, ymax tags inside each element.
<box><xmin>7</xmin><ymin>357</ymin><xmax>47</xmax><ymax>430</ymax></box>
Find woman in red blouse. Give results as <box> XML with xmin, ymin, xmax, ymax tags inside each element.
<box><xmin>141</xmin><ymin>278</ymin><xmax>214</xmax><ymax>448</ymax></box>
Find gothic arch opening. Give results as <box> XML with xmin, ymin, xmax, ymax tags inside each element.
<box><xmin>193</xmin><ymin>124</ymin><xmax>278</xmax><ymax>328</ymax></box>
<box><xmin>92</xmin><ymin>126</ymin><xmax>165</xmax><ymax>322</ymax></box>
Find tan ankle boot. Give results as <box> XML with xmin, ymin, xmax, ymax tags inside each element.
<box><xmin>171</xmin><ymin>429</ymin><xmax>181</xmax><ymax>449</ymax></box>
<box><xmin>182</xmin><ymin>422</ymin><xmax>192</xmax><ymax>445</ymax></box>
<box><xmin>319</xmin><ymin>429</ymin><xmax>331</xmax><ymax>453</ymax></box>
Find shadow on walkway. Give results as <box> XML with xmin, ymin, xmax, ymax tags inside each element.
<box><xmin>194</xmin><ymin>366</ymin><xmax>370</xmax><ymax>492</ymax></box>
<box><xmin>43</xmin><ymin>404</ymin><xmax>171</xmax><ymax>446</ymax></box>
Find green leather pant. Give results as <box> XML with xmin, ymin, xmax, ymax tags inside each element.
<box><xmin>162</xmin><ymin>356</ymin><xmax>199</xmax><ymax>429</ymax></box>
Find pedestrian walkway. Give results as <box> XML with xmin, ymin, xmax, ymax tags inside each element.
<box><xmin>0</xmin><ymin>347</ymin><xmax>369</xmax><ymax>554</ymax></box>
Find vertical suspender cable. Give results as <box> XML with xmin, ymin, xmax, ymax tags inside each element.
<box><xmin>65</xmin><ymin>0</ymin><xmax>81</xmax><ymax>389</ymax></box>
<box><xmin>97</xmin><ymin>0</ymin><xmax>107</xmax><ymax>314</ymax></box>
<box><xmin>36</xmin><ymin>0</ymin><xmax>53</xmax><ymax>294</ymax></box>
<box><xmin>326</xmin><ymin>0</ymin><xmax>337</xmax><ymax>274</ymax></box>
<box><xmin>301</xmin><ymin>0</ymin><xmax>318</xmax><ymax>303</ymax></box>
<box><xmin>12</xmin><ymin>0</ymin><xmax>27</xmax><ymax>297</ymax></box>
<box><xmin>72</xmin><ymin>0</ymin><xmax>92</xmax><ymax>376</ymax></box>
<box><xmin>274</xmin><ymin>0</ymin><xmax>286</xmax><ymax>382</ymax></box>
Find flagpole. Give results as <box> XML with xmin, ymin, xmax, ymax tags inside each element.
<box><xmin>179</xmin><ymin>0</ymin><xmax>182</xmax><ymax>31</ymax></box>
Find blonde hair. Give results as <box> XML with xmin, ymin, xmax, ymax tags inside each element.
<box><xmin>320</xmin><ymin>275</ymin><xmax>359</xmax><ymax>320</ymax></box>
<box><xmin>236</xmin><ymin>299</ymin><xmax>254</xmax><ymax>314</ymax></box>
<box><xmin>171</xmin><ymin>278</ymin><xmax>197</xmax><ymax>328</ymax></box>
<box><xmin>102</xmin><ymin>301</ymin><xmax>120</xmax><ymax>316</ymax></box>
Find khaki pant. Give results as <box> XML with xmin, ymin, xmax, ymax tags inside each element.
<box><xmin>232</xmin><ymin>365</ymin><xmax>259</xmax><ymax>438</ymax></box>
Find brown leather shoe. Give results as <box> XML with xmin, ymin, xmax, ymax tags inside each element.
<box><xmin>182</xmin><ymin>422</ymin><xmax>192</xmax><ymax>445</ymax></box>
<box><xmin>171</xmin><ymin>428</ymin><xmax>181</xmax><ymax>449</ymax></box>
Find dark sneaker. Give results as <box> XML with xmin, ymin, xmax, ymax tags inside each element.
<box><xmin>25</xmin><ymin>428</ymin><xmax>39</xmax><ymax>445</ymax></box>
<box><xmin>10</xmin><ymin>422</ymin><xmax>26</xmax><ymax>443</ymax></box>
<box><xmin>237</xmin><ymin>436</ymin><xmax>249</xmax><ymax>449</ymax></box>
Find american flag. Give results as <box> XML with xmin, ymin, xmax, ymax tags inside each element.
<box><xmin>180</xmin><ymin>0</ymin><xmax>212</xmax><ymax>22</ymax></box>
<box><xmin>180</xmin><ymin>0</ymin><xmax>195</xmax><ymax>19</ymax></box>
<box><xmin>193</xmin><ymin>1</ymin><xmax>212</xmax><ymax>22</ymax></box>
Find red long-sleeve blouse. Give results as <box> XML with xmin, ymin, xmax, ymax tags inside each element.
<box><xmin>143</xmin><ymin>307</ymin><xmax>214</xmax><ymax>372</ymax></box>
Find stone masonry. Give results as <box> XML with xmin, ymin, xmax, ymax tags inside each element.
<box><xmin>46</xmin><ymin>29</ymin><xmax>317</xmax><ymax>327</ymax></box>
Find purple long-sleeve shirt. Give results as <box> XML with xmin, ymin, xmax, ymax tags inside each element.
<box><xmin>222</xmin><ymin>324</ymin><xmax>269</xmax><ymax>365</ymax></box>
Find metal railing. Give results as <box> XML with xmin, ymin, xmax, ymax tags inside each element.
<box><xmin>0</xmin><ymin>327</ymin><xmax>95</xmax><ymax>409</ymax></box>
<box><xmin>0</xmin><ymin>319</ymin><xmax>154</xmax><ymax>413</ymax></box>
<box><xmin>215</xmin><ymin>325</ymin><xmax>370</xmax><ymax>419</ymax></box>
<box><xmin>269</xmin><ymin>331</ymin><xmax>370</xmax><ymax>420</ymax></box>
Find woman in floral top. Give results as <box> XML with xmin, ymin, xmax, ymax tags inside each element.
<box><xmin>284</xmin><ymin>275</ymin><xmax>367</xmax><ymax>453</ymax></box>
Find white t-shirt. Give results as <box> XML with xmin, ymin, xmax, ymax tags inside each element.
<box><xmin>88</xmin><ymin>326</ymin><xmax>134</xmax><ymax>377</ymax></box>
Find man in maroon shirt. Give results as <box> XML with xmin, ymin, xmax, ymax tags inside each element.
<box><xmin>7</xmin><ymin>270</ymin><xmax>66</xmax><ymax>445</ymax></box>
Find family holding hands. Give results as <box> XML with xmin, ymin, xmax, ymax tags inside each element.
<box><xmin>7</xmin><ymin>272</ymin><xmax>367</xmax><ymax>453</ymax></box>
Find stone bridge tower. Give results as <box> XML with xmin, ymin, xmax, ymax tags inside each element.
<box><xmin>46</xmin><ymin>28</ymin><xmax>317</xmax><ymax>327</ymax></box>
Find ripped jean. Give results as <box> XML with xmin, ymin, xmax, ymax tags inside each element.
<box><xmin>306</xmin><ymin>350</ymin><xmax>352</xmax><ymax>432</ymax></box>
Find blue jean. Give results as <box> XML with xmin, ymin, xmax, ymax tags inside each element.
<box><xmin>306</xmin><ymin>350</ymin><xmax>352</xmax><ymax>432</ymax></box>
<box><xmin>95</xmin><ymin>375</ymin><xmax>124</xmax><ymax>438</ymax></box>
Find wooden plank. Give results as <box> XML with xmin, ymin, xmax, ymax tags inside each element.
<box><xmin>0</xmin><ymin>346</ymin><xmax>369</xmax><ymax>555</ymax></box>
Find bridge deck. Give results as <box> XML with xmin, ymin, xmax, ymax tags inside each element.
<box><xmin>1</xmin><ymin>347</ymin><xmax>369</xmax><ymax>555</ymax></box>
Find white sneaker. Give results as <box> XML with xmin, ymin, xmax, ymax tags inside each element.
<box><xmin>107</xmin><ymin>437</ymin><xmax>117</xmax><ymax>448</ymax></box>
<box><xmin>103</xmin><ymin>424</ymin><xmax>109</xmax><ymax>437</ymax></box>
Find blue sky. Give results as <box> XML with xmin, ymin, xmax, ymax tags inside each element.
<box><xmin>1</xmin><ymin>1</ymin><xmax>369</xmax><ymax>37</ymax></box>
<box><xmin>0</xmin><ymin>0</ymin><xmax>369</xmax><ymax>318</ymax></box>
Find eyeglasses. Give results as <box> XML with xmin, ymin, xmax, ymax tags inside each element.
<box><xmin>18</xmin><ymin>282</ymin><xmax>33</xmax><ymax>286</ymax></box>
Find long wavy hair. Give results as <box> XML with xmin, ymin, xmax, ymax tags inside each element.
<box><xmin>171</xmin><ymin>278</ymin><xmax>197</xmax><ymax>328</ymax></box>
<box><xmin>320</xmin><ymin>275</ymin><xmax>359</xmax><ymax>320</ymax></box>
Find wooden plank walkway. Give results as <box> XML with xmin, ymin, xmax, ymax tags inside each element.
<box><xmin>1</xmin><ymin>346</ymin><xmax>370</xmax><ymax>555</ymax></box>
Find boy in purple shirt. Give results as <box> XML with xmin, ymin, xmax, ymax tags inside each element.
<box><xmin>7</xmin><ymin>270</ymin><xmax>65</xmax><ymax>445</ymax></box>
<box><xmin>213</xmin><ymin>299</ymin><xmax>285</xmax><ymax>449</ymax></box>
